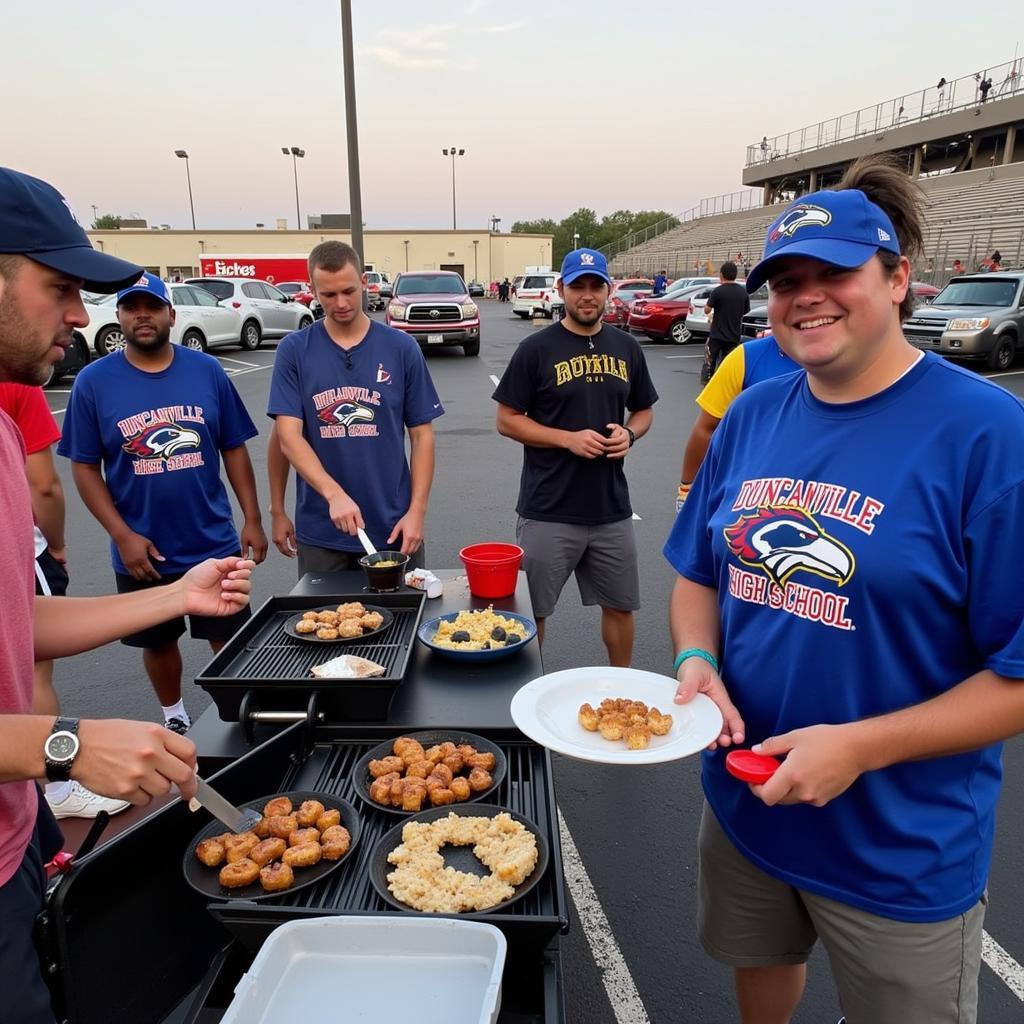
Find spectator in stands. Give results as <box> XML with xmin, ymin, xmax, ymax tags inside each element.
<box><xmin>952</xmin><ymin>259</ymin><xmax>965</xmax><ymax>275</ymax></box>
<box><xmin>760</xmin><ymin>136</ymin><xmax>769</xmax><ymax>162</ymax></box>
<box><xmin>666</xmin><ymin>154</ymin><xmax>1024</xmax><ymax>1024</ymax></box>
<box><xmin>991</xmin><ymin>249</ymin><xmax>1002</xmax><ymax>268</ymax></box>
<box><xmin>979</xmin><ymin>74</ymin><xmax>992</xmax><ymax>103</ymax></box>
<box><xmin>700</xmin><ymin>261</ymin><xmax>749</xmax><ymax>385</ymax></box>
<box><xmin>936</xmin><ymin>76</ymin><xmax>947</xmax><ymax>108</ymax></box>
<box><xmin>653</xmin><ymin>270</ymin><xmax>668</xmax><ymax>296</ymax></box>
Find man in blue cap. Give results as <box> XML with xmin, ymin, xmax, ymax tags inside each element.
<box><xmin>60</xmin><ymin>272</ymin><xmax>267</xmax><ymax>735</ymax></box>
<box><xmin>0</xmin><ymin>167</ymin><xmax>255</xmax><ymax>1024</ymax></box>
<box><xmin>493</xmin><ymin>248</ymin><xmax>657</xmax><ymax>664</ymax></box>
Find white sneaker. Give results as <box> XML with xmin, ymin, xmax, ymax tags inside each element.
<box><xmin>46</xmin><ymin>782</ymin><xmax>131</xmax><ymax>819</ymax></box>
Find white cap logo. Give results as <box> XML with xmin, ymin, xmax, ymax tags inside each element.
<box><xmin>580</xmin><ymin>253</ymin><xmax>595</xmax><ymax>265</ymax></box>
<box><xmin>877</xmin><ymin>228</ymin><xmax>891</xmax><ymax>242</ymax></box>
<box><xmin>60</xmin><ymin>197</ymin><xmax>82</xmax><ymax>226</ymax></box>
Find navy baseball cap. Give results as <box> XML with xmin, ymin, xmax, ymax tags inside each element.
<box><xmin>745</xmin><ymin>189</ymin><xmax>901</xmax><ymax>293</ymax></box>
<box><xmin>117</xmin><ymin>272</ymin><xmax>172</xmax><ymax>306</ymax></box>
<box><xmin>560</xmin><ymin>247</ymin><xmax>612</xmax><ymax>286</ymax></box>
<box><xmin>0</xmin><ymin>167</ymin><xmax>142</xmax><ymax>291</ymax></box>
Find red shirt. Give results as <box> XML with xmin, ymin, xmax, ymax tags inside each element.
<box><xmin>0</xmin><ymin>382</ymin><xmax>61</xmax><ymax>454</ymax></box>
<box><xmin>0</xmin><ymin>409</ymin><xmax>38</xmax><ymax>886</ymax></box>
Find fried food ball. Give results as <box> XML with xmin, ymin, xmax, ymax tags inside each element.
<box><xmin>624</xmin><ymin>724</ymin><xmax>652</xmax><ymax>750</ymax></box>
<box><xmin>336</xmin><ymin>602</ymin><xmax>366</xmax><ymax>619</ymax></box>
<box><xmin>283</xmin><ymin>842</ymin><xmax>323</xmax><ymax>869</ymax></box>
<box><xmin>296</xmin><ymin>800</ymin><xmax>326</xmax><ymax>827</ymax></box>
<box><xmin>465</xmin><ymin>752</ymin><xmax>496</xmax><ymax>772</ymax></box>
<box><xmin>252</xmin><ymin>815</ymin><xmax>272</xmax><ymax>839</ymax></box>
<box><xmin>263</xmin><ymin>797</ymin><xmax>293</xmax><ymax>818</ymax></box>
<box><xmin>301</xmin><ymin>611</ymin><xmax>319</xmax><ymax>621</ymax></box>
<box><xmin>360</xmin><ymin>611</ymin><xmax>384</xmax><ymax>631</ymax></box>
<box><xmin>578</xmin><ymin>703</ymin><xmax>600</xmax><ymax>731</ymax></box>
<box><xmin>316</xmin><ymin>808</ymin><xmax>342</xmax><ymax>831</ymax></box>
<box><xmin>401</xmin><ymin>778</ymin><xmax>429</xmax><ymax>812</ymax></box>
<box><xmin>219</xmin><ymin>857</ymin><xmax>260</xmax><ymax>889</ymax></box>
<box><xmin>224</xmin><ymin>832</ymin><xmax>260</xmax><ymax>863</ymax></box>
<box><xmin>423</xmin><ymin>744</ymin><xmax>445</xmax><ymax>764</ymax></box>
<box><xmin>468</xmin><ymin>767</ymin><xmax>492</xmax><ymax>793</ymax></box>
<box><xmin>428</xmin><ymin>787</ymin><xmax>455</xmax><ymax>806</ymax></box>
<box><xmin>428</xmin><ymin>763</ymin><xmax>454</xmax><ymax>788</ymax></box>
<box><xmin>320</xmin><ymin>825</ymin><xmax>351</xmax><ymax>860</ymax></box>
<box><xmin>250</xmin><ymin>837</ymin><xmax>287</xmax><ymax>867</ymax></box>
<box><xmin>268</xmin><ymin>814</ymin><xmax>299</xmax><ymax>839</ymax></box>
<box><xmin>647</xmin><ymin>709</ymin><xmax>673</xmax><ymax>736</ymax></box>
<box><xmin>449</xmin><ymin>776</ymin><xmax>472</xmax><ymax>802</ymax></box>
<box><xmin>369</xmin><ymin>775</ymin><xmax>398</xmax><ymax>805</ymax></box>
<box><xmin>405</xmin><ymin>759</ymin><xmax>433</xmax><ymax>779</ymax></box>
<box><xmin>195</xmin><ymin>837</ymin><xmax>226</xmax><ymax>867</ymax></box>
<box><xmin>289</xmin><ymin>827</ymin><xmax>321</xmax><ymax>848</ymax></box>
<box><xmin>316</xmin><ymin>627</ymin><xmax>340</xmax><ymax>641</ymax></box>
<box><xmin>396</xmin><ymin>742</ymin><xmax>426</xmax><ymax>767</ymax></box>
<box><xmin>436</xmin><ymin>741</ymin><xmax>457</xmax><ymax>759</ymax></box>
<box><xmin>316</xmin><ymin>610</ymin><xmax>340</xmax><ymax>625</ymax></box>
<box><xmin>259</xmin><ymin>861</ymin><xmax>295</xmax><ymax>892</ymax></box>
<box><xmin>370</xmin><ymin>755</ymin><xmax>405</xmax><ymax>778</ymax></box>
<box><xmin>598</xmin><ymin>714</ymin><xmax>627</xmax><ymax>741</ymax></box>
<box><xmin>456</xmin><ymin>744</ymin><xmax>477</xmax><ymax>760</ymax></box>
<box><xmin>442</xmin><ymin>752</ymin><xmax>465</xmax><ymax>773</ymax></box>
<box><xmin>337</xmin><ymin>618</ymin><xmax>364</xmax><ymax>639</ymax></box>
<box><xmin>295</xmin><ymin>619</ymin><xmax>318</xmax><ymax>634</ymax></box>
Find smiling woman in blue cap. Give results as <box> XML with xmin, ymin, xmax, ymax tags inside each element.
<box><xmin>664</xmin><ymin>156</ymin><xmax>1024</xmax><ymax>1024</ymax></box>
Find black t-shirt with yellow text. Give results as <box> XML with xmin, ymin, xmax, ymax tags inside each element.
<box><xmin>492</xmin><ymin>323</ymin><xmax>658</xmax><ymax>524</ymax></box>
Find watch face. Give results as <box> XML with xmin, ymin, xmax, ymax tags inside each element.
<box><xmin>47</xmin><ymin>732</ymin><xmax>79</xmax><ymax>762</ymax></box>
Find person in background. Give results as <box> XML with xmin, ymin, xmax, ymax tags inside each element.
<box><xmin>700</xmin><ymin>261</ymin><xmax>750</xmax><ymax>385</ymax></box>
<box><xmin>653</xmin><ymin>270</ymin><xmax>668</xmax><ymax>296</ymax></box>
<box><xmin>951</xmin><ymin>258</ymin><xmax>965</xmax><ymax>274</ymax></box>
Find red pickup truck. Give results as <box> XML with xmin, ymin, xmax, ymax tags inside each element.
<box><xmin>385</xmin><ymin>270</ymin><xmax>480</xmax><ymax>356</ymax></box>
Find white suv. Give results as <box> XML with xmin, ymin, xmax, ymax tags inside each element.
<box><xmin>513</xmin><ymin>271</ymin><xmax>561</xmax><ymax>319</ymax></box>
<box><xmin>186</xmin><ymin>277</ymin><xmax>314</xmax><ymax>349</ymax></box>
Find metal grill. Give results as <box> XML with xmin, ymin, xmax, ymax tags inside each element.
<box><xmin>408</xmin><ymin>303</ymin><xmax>461</xmax><ymax>323</ymax></box>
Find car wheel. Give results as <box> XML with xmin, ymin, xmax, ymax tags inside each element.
<box><xmin>240</xmin><ymin>319</ymin><xmax>262</xmax><ymax>351</ymax></box>
<box><xmin>514</xmin><ymin>311</ymin><xmax>529</xmax><ymax>319</ymax></box>
<box><xmin>299</xmin><ymin>316</ymin><xmax>313</xmax><ymax>330</ymax></box>
<box><xmin>463</xmin><ymin>337</ymin><xmax>480</xmax><ymax>357</ymax></box>
<box><xmin>182</xmin><ymin>329</ymin><xmax>207</xmax><ymax>352</ymax></box>
<box><xmin>987</xmin><ymin>334</ymin><xmax>1016</xmax><ymax>371</ymax></box>
<box><xmin>96</xmin><ymin>325</ymin><xmax>125</xmax><ymax>356</ymax></box>
<box><xmin>669</xmin><ymin>319</ymin><xmax>692</xmax><ymax>345</ymax></box>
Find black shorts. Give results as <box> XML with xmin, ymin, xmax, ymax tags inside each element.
<box><xmin>34</xmin><ymin>549</ymin><xmax>68</xmax><ymax>598</ymax></box>
<box><xmin>114</xmin><ymin>565</ymin><xmax>251</xmax><ymax>649</ymax></box>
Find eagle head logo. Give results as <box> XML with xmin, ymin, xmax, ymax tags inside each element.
<box><xmin>769</xmin><ymin>204</ymin><xmax>832</xmax><ymax>244</ymax></box>
<box><xmin>317</xmin><ymin>401</ymin><xmax>375</xmax><ymax>428</ymax></box>
<box><xmin>724</xmin><ymin>505</ymin><xmax>853</xmax><ymax>588</ymax></box>
<box><xmin>122</xmin><ymin>420</ymin><xmax>201</xmax><ymax>458</ymax></box>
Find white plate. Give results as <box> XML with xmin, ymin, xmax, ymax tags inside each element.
<box><xmin>427</xmin><ymin>333</ymin><xmax>444</xmax><ymax>344</ymax></box>
<box><xmin>509</xmin><ymin>666</ymin><xmax>723</xmax><ymax>765</ymax></box>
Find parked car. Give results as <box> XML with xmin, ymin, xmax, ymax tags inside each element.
<box><xmin>386</xmin><ymin>270</ymin><xmax>480</xmax><ymax>356</ymax></box>
<box><xmin>44</xmin><ymin>329</ymin><xmax>90</xmax><ymax>387</ymax></box>
<box><xmin>380</xmin><ymin>281</ymin><xmax>394</xmax><ymax>299</ymax></box>
<box><xmin>628</xmin><ymin>284</ymin><xmax>714</xmax><ymax>344</ymax></box>
<box><xmin>277</xmin><ymin>281</ymin><xmax>316</xmax><ymax>306</ymax></box>
<box><xmin>365</xmin><ymin>271</ymin><xmax>387</xmax><ymax>311</ymax></box>
<box><xmin>602</xmin><ymin>279</ymin><xmax>654</xmax><ymax>329</ymax></box>
<box><xmin>687</xmin><ymin>282</ymin><xmax>768</xmax><ymax>341</ymax></box>
<box><xmin>902</xmin><ymin>272</ymin><xmax>1024</xmax><ymax>370</ymax></box>
<box><xmin>512</xmin><ymin>271</ymin><xmax>561</xmax><ymax>319</ymax></box>
<box><xmin>910</xmin><ymin>281</ymin><xmax>939</xmax><ymax>303</ymax></box>
<box><xmin>78</xmin><ymin>285</ymin><xmax>247</xmax><ymax>355</ymax></box>
<box><xmin>468</xmin><ymin>281</ymin><xmax>485</xmax><ymax>297</ymax></box>
<box><xmin>185</xmin><ymin>277</ymin><xmax>314</xmax><ymax>349</ymax></box>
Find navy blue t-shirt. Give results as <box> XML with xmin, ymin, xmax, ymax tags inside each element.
<box><xmin>58</xmin><ymin>347</ymin><xmax>258</xmax><ymax>575</ymax></box>
<box><xmin>664</xmin><ymin>352</ymin><xmax>1024</xmax><ymax>922</ymax></box>
<box><xmin>267</xmin><ymin>319</ymin><xmax>443</xmax><ymax>552</ymax></box>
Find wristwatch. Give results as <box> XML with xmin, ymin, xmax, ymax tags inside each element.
<box><xmin>625</xmin><ymin>427</ymin><xmax>636</xmax><ymax>447</ymax></box>
<box><xmin>44</xmin><ymin>717</ymin><xmax>80</xmax><ymax>782</ymax></box>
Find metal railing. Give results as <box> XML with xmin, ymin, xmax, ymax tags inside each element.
<box><xmin>746</xmin><ymin>57</ymin><xmax>1024</xmax><ymax>167</ymax></box>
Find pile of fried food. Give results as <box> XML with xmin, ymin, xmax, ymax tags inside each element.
<box><xmin>195</xmin><ymin>796</ymin><xmax>351</xmax><ymax>893</ymax></box>
<box><xmin>387</xmin><ymin>811</ymin><xmax>539</xmax><ymax>912</ymax></box>
<box><xmin>294</xmin><ymin>602</ymin><xmax>385</xmax><ymax>641</ymax></box>
<box><xmin>369</xmin><ymin>735</ymin><xmax>496</xmax><ymax>811</ymax></box>
<box><xmin>578</xmin><ymin>698</ymin><xmax>673</xmax><ymax>750</ymax></box>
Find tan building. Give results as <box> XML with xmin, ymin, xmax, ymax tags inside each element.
<box><xmin>85</xmin><ymin>228</ymin><xmax>553</xmax><ymax>285</ymax></box>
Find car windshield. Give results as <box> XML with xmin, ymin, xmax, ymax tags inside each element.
<box><xmin>278</xmin><ymin>283</ymin><xmax>303</xmax><ymax>294</ymax></box>
<box><xmin>395</xmin><ymin>274</ymin><xmax>465</xmax><ymax>296</ymax></box>
<box><xmin>522</xmin><ymin>276</ymin><xmax>554</xmax><ymax>289</ymax></box>
<box><xmin>933</xmin><ymin>279</ymin><xmax>1019</xmax><ymax>307</ymax></box>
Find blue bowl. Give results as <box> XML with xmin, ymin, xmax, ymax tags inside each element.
<box><xmin>417</xmin><ymin>610</ymin><xmax>537</xmax><ymax>662</ymax></box>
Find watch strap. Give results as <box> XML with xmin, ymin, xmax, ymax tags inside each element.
<box><xmin>52</xmin><ymin>716</ymin><xmax>79</xmax><ymax>736</ymax></box>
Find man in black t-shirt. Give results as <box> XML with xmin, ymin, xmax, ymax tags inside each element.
<box><xmin>493</xmin><ymin>249</ymin><xmax>658</xmax><ymax>666</ymax></box>
<box><xmin>700</xmin><ymin>260</ymin><xmax>750</xmax><ymax>385</ymax></box>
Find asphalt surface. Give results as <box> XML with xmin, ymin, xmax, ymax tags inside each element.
<box><xmin>43</xmin><ymin>302</ymin><xmax>1024</xmax><ymax>1023</ymax></box>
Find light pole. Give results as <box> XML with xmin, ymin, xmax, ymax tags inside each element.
<box><xmin>490</xmin><ymin>214</ymin><xmax>501</xmax><ymax>233</ymax></box>
<box><xmin>281</xmin><ymin>147</ymin><xmax>305</xmax><ymax>229</ymax></box>
<box><xmin>442</xmin><ymin>146</ymin><xmax>465</xmax><ymax>230</ymax></box>
<box><xmin>573</xmin><ymin>232</ymin><xmax>580</xmax><ymax>250</ymax></box>
<box><xmin>174</xmin><ymin>150</ymin><xmax>195</xmax><ymax>229</ymax></box>
<box><xmin>90</xmin><ymin>204</ymin><xmax>99</xmax><ymax>225</ymax></box>
<box><xmin>472</xmin><ymin>239</ymin><xmax>479</xmax><ymax>282</ymax></box>
<box><xmin>403</xmin><ymin>240</ymin><xmax>410</xmax><ymax>270</ymax></box>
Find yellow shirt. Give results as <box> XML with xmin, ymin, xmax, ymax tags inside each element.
<box><xmin>696</xmin><ymin>343</ymin><xmax>746</xmax><ymax>420</ymax></box>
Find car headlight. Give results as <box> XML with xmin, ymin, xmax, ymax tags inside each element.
<box><xmin>461</xmin><ymin>302</ymin><xmax>478</xmax><ymax>318</ymax></box>
<box><xmin>948</xmin><ymin>317</ymin><xmax>990</xmax><ymax>331</ymax></box>
<box><xmin>388</xmin><ymin>303</ymin><xmax>406</xmax><ymax>320</ymax></box>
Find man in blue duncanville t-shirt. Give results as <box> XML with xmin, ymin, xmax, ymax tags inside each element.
<box><xmin>268</xmin><ymin>242</ymin><xmax>443</xmax><ymax>576</ymax></box>
<box><xmin>59</xmin><ymin>273</ymin><xmax>266</xmax><ymax>733</ymax></box>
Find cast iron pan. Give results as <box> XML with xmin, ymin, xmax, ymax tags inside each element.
<box><xmin>182</xmin><ymin>791</ymin><xmax>360</xmax><ymax>902</ymax></box>
<box><xmin>351</xmin><ymin>730</ymin><xmax>507</xmax><ymax>816</ymax></box>
<box><xmin>368</xmin><ymin>802</ymin><xmax>549</xmax><ymax>914</ymax></box>
<box><xmin>284</xmin><ymin>605</ymin><xmax>394</xmax><ymax>644</ymax></box>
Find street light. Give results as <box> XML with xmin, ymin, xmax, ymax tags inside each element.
<box><xmin>403</xmin><ymin>239</ymin><xmax>410</xmax><ymax>271</ymax></box>
<box><xmin>281</xmin><ymin>147</ymin><xmax>305</xmax><ymax>229</ymax></box>
<box><xmin>472</xmin><ymin>239</ymin><xmax>479</xmax><ymax>282</ymax></box>
<box><xmin>442</xmin><ymin>146</ymin><xmax>465</xmax><ymax>230</ymax></box>
<box><xmin>174</xmin><ymin>150</ymin><xmax>196</xmax><ymax>229</ymax></box>
<box><xmin>573</xmin><ymin>232</ymin><xmax>580</xmax><ymax>250</ymax></box>
<box><xmin>490</xmin><ymin>214</ymin><xmax>501</xmax><ymax>233</ymax></box>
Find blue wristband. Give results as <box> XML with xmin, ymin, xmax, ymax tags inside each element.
<box><xmin>673</xmin><ymin>647</ymin><xmax>719</xmax><ymax>674</ymax></box>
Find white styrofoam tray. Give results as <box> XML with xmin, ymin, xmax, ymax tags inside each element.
<box><xmin>222</xmin><ymin>916</ymin><xmax>507</xmax><ymax>1024</ymax></box>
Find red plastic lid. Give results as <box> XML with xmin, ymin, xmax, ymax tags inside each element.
<box><xmin>726</xmin><ymin>750</ymin><xmax>781</xmax><ymax>784</ymax></box>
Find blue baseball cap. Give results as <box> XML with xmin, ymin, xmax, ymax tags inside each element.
<box><xmin>0</xmin><ymin>167</ymin><xmax>143</xmax><ymax>291</ymax></box>
<box><xmin>560</xmin><ymin>247</ymin><xmax>611</xmax><ymax>286</ymax></box>
<box><xmin>745</xmin><ymin>189</ymin><xmax>901</xmax><ymax>293</ymax></box>
<box><xmin>117</xmin><ymin>271</ymin><xmax>172</xmax><ymax>306</ymax></box>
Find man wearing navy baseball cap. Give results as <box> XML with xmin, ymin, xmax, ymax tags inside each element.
<box><xmin>493</xmin><ymin>247</ymin><xmax>657</xmax><ymax>665</ymax></box>
<box><xmin>0</xmin><ymin>169</ymin><xmax>256</xmax><ymax>1024</ymax></box>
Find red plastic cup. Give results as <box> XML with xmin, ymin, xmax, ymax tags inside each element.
<box><xmin>725</xmin><ymin>750</ymin><xmax>781</xmax><ymax>784</ymax></box>
<box><xmin>459</xmin><ymin>542</ymin><xmax>523</xmax><ymax>599</ymax></box>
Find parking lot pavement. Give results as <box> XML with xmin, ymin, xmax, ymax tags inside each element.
<box><xmin>41</xmin><ymin>307</ymin><xmax>1024</xmax><ymax>1022</ymax></box>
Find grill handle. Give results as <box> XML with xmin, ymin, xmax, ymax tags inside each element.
<box><xmin>239</xmin><ymin>690</ymin><xmax>323</xmax><ymax>755</ymax></box>
<box><xmin>248</xmin><ymin>711</ymin><xmax>322</xmax><ymax>724</ymax></box>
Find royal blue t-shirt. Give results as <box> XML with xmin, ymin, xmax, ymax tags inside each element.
<box><xmin>742</xmin><ymin>336</ymin><xmax>801</xmax><ymax>389</ymax></box>
<box><xmin>267</xmin><ymin>319</ymin><xmax>443</xmax><ymax>552</ymax></box>
<box><xmin>664</xmin><ymin>352</ymin><xmax>1024</xmax><ymax>922</ymax></box>
<box><xmin>58</xmin><ymin>347</ymin><xmax>257</xmax><ymax>575</ymax></box>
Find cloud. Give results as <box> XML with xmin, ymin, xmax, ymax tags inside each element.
<box><xmin>480</xmin><ymin>20</ymin><xmax>529</xmax><ymax>33</ymax></box>
<box><xmin>366</xmin><ymin>46</ymin><xmax>447</xmax><ymax>71</ymax></box>
<box><xmin>374</xmin><ymin>24</ymin><xmax>456</xmax><ymax>50</ymax></box>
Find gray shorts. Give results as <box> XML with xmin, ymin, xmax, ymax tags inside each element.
<box><xmin>515</xmin><ymin>516</ymin><xmax>640</xmax><ymax>619</ymax></box>
<box><xmin>697</xmin><ymin>804</ymin><xmax>984</xmax><ymax>1024</ymax></box>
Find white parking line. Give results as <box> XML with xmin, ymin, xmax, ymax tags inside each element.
<box><xmin>983</xmin><ymin>930</ymin><xmax>1024</xmax><ymax>1001</ymax></box>
<box><xmin>985</xmin><ymin>369</ymin><xmax>1024</xmax><ymax>379</ymax></box>
<box><xmin>51</xmin><ymin>407</ymin><xmax>66</xmax><ymax>416</ymax></box>
<box><xmin>217</xmin><ymin>356</ymin><xmax>262</xmax><ymax>369</ymax></box>
<box><xmin>558</xmin><ymin>809</ymin><xmax>651</xmax><ymax>1024</ymax></box>
<box><xmin>663</xmin><ymin>354</ymin><xmax>705</xmax><ymax>360</ymax></box>
<box><xmin>631</xmin><ymin>513</ymin><xmax>641</xmax><ymax>521</ymax></box>
<box><xmin>489</xmin><ymin>374</ymin><xmax>501</xmax><ymax>387</ymax></box>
